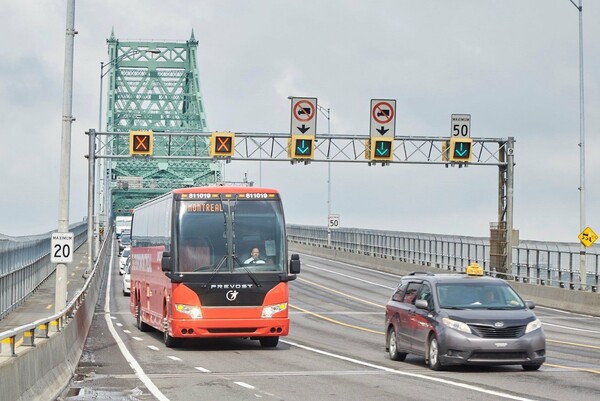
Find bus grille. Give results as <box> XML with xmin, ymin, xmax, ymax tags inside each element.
<box><xmin>207</xmin><ymin>328</ymin><xmax>257</xmax><ymax>334</ymax></box>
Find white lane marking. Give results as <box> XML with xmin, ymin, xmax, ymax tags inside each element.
<box><xmin>281</xmin><ymin>339</ymin><xmax>536</xmax><ymax>401</ymax></box>
<box><xmin>123</xmin><ymin>329</ymin><xmax>131</xmax><ymax>334</ymax></box>
<box><xmin>148</xmin><ymin>345</ymin><xmax>160</xmax><ymax>351</ymax></box>
<box><xmin>195</xmin><ymin>367</ymin><xmax>211</xmax><ymax>373</ymax></box>
<box><xmin>305</xmin><ymin>264</ymin><xmax>395</xmax><ymax>290</ymax></box>
<box><xmin>110</xmin><ymin>316</ymin><xmax>117</xmax><ymax>320</ymax></box>
<box><xmin>542</xmin><ymin>322</ymin><xmax>600</xmax><ymax>334</ymax></box>
<box><xmin>537</xmin><ymin>305</ymin><xmax>599</xmax><ymax>319</ymax></box>
<box><xmin>299</xmin><ymin>253</ymin><xmax>401</xmax><ymax>278</ymax></box>
<box><xmin>234</xmin><ymin>381</ymin><xmax>256</xmax><ymax>390</ymax></box>
<box><xmin>132</xmin><ymin>337</ymin><xmax>143</xmax><ymax>341</ymax></box>
<box><xmin>104</xmin><ymin>241</ymin><xmax>170</xmax><ymax>401</ymax></box>
<box><xmin>168</xmin><ymin>356</ymin><xmax>183</xmax><ymax>362</ymax></box>
<box><xmin>116</xmin><ymin>323</ymin><xmax>123</xmax><ymax>327</ymax></box>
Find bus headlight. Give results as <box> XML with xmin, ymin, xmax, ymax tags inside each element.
<box><xmin>442</xmin><ymin>317</ymin><xmax>472</xmax><ymax>334</ymax></box>
<box><xmin>175</xmin><ymin>304</ymin><xmax>202</xmax><ymax>319</ymax></box>
<box><xmin>261</xmin><ymin>303</ymin><xmax>287</xmax><ymax>318</ymax></box>
<box><xmin>525</xmin><ymin>318</ymin><xmax>542</xmax><ymax>333</ymax></box>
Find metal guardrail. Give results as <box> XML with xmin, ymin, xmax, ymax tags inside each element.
<box><xmin>0</xmin><ymin>227</ymin><xmax>110</xmax><ymax>357</ymax></box>
<box><xmin>287</xmin><ymin>225</ymin><xmax>600</xmax><ymax>292</ymax></box>
<box><xmin>0</xmin><ymin>223</ymin><xmax>87</xmax><ymax>320</ymax></box>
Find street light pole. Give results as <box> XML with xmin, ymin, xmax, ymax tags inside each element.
<box><xmin>568</xmin><ymin>0</ymin><xmax>587</xmax><ymax>290</ymax></box>
<box><xmin>317</xmin><ymin>105</ymin><xmax>332</xmax><ymax>246</ymax></box>
<box><xmin>55</xmin><ymin>0</ymin><xmax>76</xmax><ymax>313</ymax></box>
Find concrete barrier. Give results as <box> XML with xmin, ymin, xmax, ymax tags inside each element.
<box><xmin>0</xmin><ymin>243</ymin><xmax>106</xmax><ymax>401</ymax></box>
<box><xmin>291</xmin><ymin>243</ymin><xmax>600</xmax><ymax>316</ymax></box>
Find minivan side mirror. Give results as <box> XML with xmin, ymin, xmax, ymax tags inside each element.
<box><xmin>289</xmin><ymin>253</ymin><xmax>301</xmax><ymax>274</ymax></box>
<box><xmin>525</xmin><ymin>300</ymin><xmax>535</xmax><ymax>310</ymax></box>
<box><xmin>162</xmin><ymin>251</ymin><xmax>173</xmax><ymax>272</ymax></box>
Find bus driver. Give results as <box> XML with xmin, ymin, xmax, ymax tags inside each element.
<box><xmin>244</xmin><ymin>247</ymin><xmax>265</xmax><ymax>265</ymax></box>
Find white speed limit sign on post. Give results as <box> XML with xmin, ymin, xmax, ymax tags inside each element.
<box><xmin>451</xmin><ymin>114</ymin><xmax>471</xmax><ymax>138</ymax></box>
<box><xmin>51</xmin><ymin>232</ymin><xmax>74</xmax><ymax>263</ymax></box>
<box><xmin>328</xmin><ymin>215</ymin><xmax>340</xmax><ymax>229</ymax></box>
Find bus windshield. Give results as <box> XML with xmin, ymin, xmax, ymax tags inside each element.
<box><xmin>176</xmin><ymin>197</ymin><xmax>286</xmax><ymax>274</ymax></box>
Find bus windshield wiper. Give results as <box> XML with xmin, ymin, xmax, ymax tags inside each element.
<box><xmin>202</xmin><ymin>255</ymin><xmax>227</xmax><ymax>288</ymax></box>
<box><xmin>233</xmin><ymin>255</ymin><xmax>261</xmax><ymax>288</ymax></box>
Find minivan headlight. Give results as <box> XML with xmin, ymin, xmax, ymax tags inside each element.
<box><xmin>525</xmin><ymin>318</ymin><xmax>542</xmax><ymax>333</ymax></box>
<box><xmin>442</xmin><ymin>317</ymin><xmax>472</xmax><ymax>334</ymax></box>
<box><xmin>175</xmin><ymin>304</ymin><xmax>202</xmax><ymax>319</ymax></box>
<box><xmin>262</xmin><ymin>303</ymin><xmax>287</xmax><ymax>318</ymax></box>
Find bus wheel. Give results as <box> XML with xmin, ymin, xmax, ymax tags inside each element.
<box><xmin>259</xmin><ymin>336</ymin><xmax>279</xmax><ymax>348</ymax></box>
<box><xmin>136</xmin><ymin>298</ymin><xmax>150</xmax><ymax>332</ymax></box>
<box><xmin>163</xmin><ymin>318</ymin><xmax>181</xmax><ymax>348</ymax></box>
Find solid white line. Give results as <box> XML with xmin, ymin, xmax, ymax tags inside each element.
<box><xmin>168</xmin><ymin>356</ymin><xmax>183</xmax><ymax>362</ymax></box>
<box><xmin>537</xmin><ymin>305</ymin><xmax>599</xmax><ymax>319</ymax></box>
<box><xmin>299</xmin><ymin>253</ymin><xmax>402</xmax><ymax>277</ymax></box>
<box><xmin>281</xmin><ymin>339</ymin><xmax>535</xmax><ymax>401</ymax></box>
<box><xmin>195</xmin><ymin>367</ymin><xmax>211</xmax><ymax>373</ymax></box>
<box><xmin>234</xmin><ymin>381</ymin><xmax>256</xmax><ymax>390</ymax></box>
<box><xmin>305</xmin><ymin>264</ymin><xmax>396</xmax><ymax>290</ymax></box>
<box><xmin>104</xmin><ymin>241</ymin><xmax>170</xmax><ymax>401</ymax></box>
<box><xmin>542</xmin><ymin>322</ymin><xmax>600</xmax><ymax>334</ymax></box>
<box><xmin>148</xmin><ymin>345</ymin><xmax>160</xmax><ymax>351</ymax></box>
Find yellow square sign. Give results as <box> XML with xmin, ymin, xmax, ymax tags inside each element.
<box><xmin>578</xmin><ymin>227</ymin><xmax>598</xmax><ymax>247</ymax></box>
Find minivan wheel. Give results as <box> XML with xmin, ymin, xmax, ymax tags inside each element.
<box><xmin>428</xmin><ymin>335</ymin><xmax>443</xmax><ymax>371</ymax></box>
<box><xmin>387</xmin><ymin>327</ymin><xmax>407</xmax><ymax>361</ymax></box>
<box><xmin>522</xmin><ymin>363</ymin><xmax>542</xmax><ymax>371</ymax></box>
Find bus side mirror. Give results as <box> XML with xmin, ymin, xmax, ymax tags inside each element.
<box><xmin>289</xmin><ymin>253</ymin><xmax>301</xmax><ymax>274</ymax></box>
<box><xmin>162</xmin><ymin>252</ymin><xmax>172</xmax><ymax>272</ymax></box>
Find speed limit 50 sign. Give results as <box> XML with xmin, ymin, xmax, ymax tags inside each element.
<box><xmin>51</xmin><ymin>232</ymin><xmax>74</xmax><ymax>263</ymax></box>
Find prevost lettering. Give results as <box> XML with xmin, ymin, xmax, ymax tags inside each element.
<box><xmin>210</xmin><ymin>284</ymin><xmax>254</xmax><ymax>289</ymax></box>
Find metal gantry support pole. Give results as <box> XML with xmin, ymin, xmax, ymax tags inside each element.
<box><xmin>505</xmin><ymin>137</ymin><xmax>515</xmax><ymax>275</ymax></box>
<box><xmin>55</xmin><ymin>0</ymin><xmax>76</xmax><ymax>313</ymax></box>
<box><xmin>86</xmin><ymin>129</ymin><xmax>96</xmax><ymax>277</ymax></box>
<box><xmin>317</xmin><ymin>105</ymin><xmax>332</xmax><ymax>247</ymax></box>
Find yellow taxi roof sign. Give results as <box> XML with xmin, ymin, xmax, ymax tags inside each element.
<box><xmin>466</xmin><ymin>262</ymin><xmax>484</xmax><ymax>276</ymax></box>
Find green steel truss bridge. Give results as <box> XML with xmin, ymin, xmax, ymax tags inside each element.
<box><xmin>101</xmin><ymin>31</ymin><xmax>220</xmax><ymax>216</ymax></box>
<box><xmin>94</xmin><ymin>32</ymin><xmax>515</xmax><ymax>272</ymax></box>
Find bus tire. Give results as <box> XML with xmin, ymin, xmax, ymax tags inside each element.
<box><xmin>259</xmin><ymin>336</ymin><xmax>279</xmax><ymax>348</ymax></box>
<box><xmin>136</xmin><ymin>298</ymin><xmax>151</xmax><ymax>332</ymax></box>
<box><xmin>163</xmin><ymin>319</ymin><xmax>181</xmax><ymax>348</ymax></box>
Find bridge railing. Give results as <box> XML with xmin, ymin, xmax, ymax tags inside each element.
<box><xmin>287</xmin><ymin>225</ymin><xmax>600</xmax><ymax>291</ymax></box>
<box><xmin>0</xmin><ymin>223</ymin><xmax>87</xmax><ymax>320</ymax></box>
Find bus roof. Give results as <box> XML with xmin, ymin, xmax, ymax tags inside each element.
<box><xmin>172</xmin><ymin>186</ymin><xmax>279</xmax><ymax>195</ymax></box>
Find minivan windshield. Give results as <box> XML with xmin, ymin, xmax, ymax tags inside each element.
<box><xmin>437</xmin><ymin>282</ymin><xmax>525</xmax><ymax>309</ymax></box>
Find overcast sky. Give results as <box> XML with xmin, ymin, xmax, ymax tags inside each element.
<box><xmin>1</xmin><ymin>0</ymin><xmax>599</xmax><ymax>243</ymax></box>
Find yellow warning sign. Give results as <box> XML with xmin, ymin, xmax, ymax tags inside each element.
<box><xmin>578</xmin><ymin>227</ymin><xmax>598</xmax><ymax>247</ymax></box>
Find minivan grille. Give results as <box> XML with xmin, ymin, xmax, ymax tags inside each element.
<box><xmin>469</xmin><ymin>324</ymin><xmax>526</xmax><ymax>338</ymax></box>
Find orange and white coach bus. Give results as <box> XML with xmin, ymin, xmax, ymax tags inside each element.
<box><xmin>129</xmin><ymin>186</ymin><xmax>301</xmax><ymax>348</ymax></box>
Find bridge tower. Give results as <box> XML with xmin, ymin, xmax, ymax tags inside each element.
<box><xmin>105</xmin><ymin>30</ymin><xmax>220</xmax><ymax>217</ymax></box>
